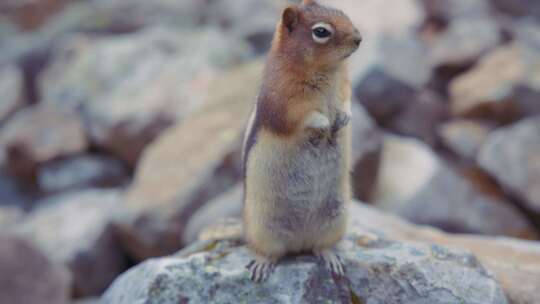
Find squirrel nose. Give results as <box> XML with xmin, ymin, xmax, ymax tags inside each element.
<box><xmin>352</xmin><ymin>30</ymin><xmax>362</xmax><ymax>46</ymax></box>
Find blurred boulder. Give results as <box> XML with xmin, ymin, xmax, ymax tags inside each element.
<box><xmin>0</xmin><ymin>0</ymin><xmax>68</xmax><ymax>31</ymax></box>
<box><xmin>0</xmin><ymin>170</ymin><xmax>29</xmax><ymax>208</ymax></box>
<box><xmin>490</xmin><ymin>0</ymin><xmax>540</xmax><ymax>17</ymax></box>
<box><xmin>511</xmin><ymin>19</ymin><xmax>540</xmax><ymax>50</ymax></box>
<box><xmin>478</xmin><ymin>116</ymin><xmax>540</xmax><ymax>213</ymax></box>
<box><xmin>330</xmin><ymin>0</ymin><xmax>430</xmax><ymax>124</ymax></box>
<box><xmin>438</xmin><ymin>119</ymin><xmax>492</xmax><ymax>159</ymax></box>
<box><xmin>450</xmin><ymin>43</ymin><xmax>540</xmax><ymax>122</ymax></box>
<box><xmin>0</xmin><ymin>18</ymin><xmax>20</xmax><ymax>46</ymax></box>
<box><xmin>0</xmin><ymin>104</ymin><xmax>87</xmax><ymax>182</ymax></box>
<box><xmin>373</xmin><ymin>135</ymin><xmax>534</xmax><ymax>237</ymax></box>
<box><xmin>73</xmin><ymin>298</ymin><xmax>102</xmax><ymax>304</ymax></box>
<box><xmin>350</xmin><ymin>102</ymin><xmax>382</xmax><ymax>201</ymax></box>
<box><xmin>421</xmin><ymin>0</ymin><xmax>491</xmax><ymax>21</ymax></box>
<box><xmin>37</xmin><ymin>154</ymin><xmax>129</xmax><ymax>194</ymax></box>
<box><xmin>41</xmin><ymin>27</ymin><xmax>251</xmax><ymax>166</ymax></box>
<box><xmin>0</xmin><ymin>234</ymin><xmax>70</xmax><ymax>304</ymax></box>
<box><xmin>386</xmin><ymin>90</ymin><xmax>448</xmax><ymax>145</ymax></box>
<box><xmin>12</xmin><ymin>189</ymin><xmax>127</xmax><ymax>297</ymax></box>
<box><xmin>339</xmin><ymin>0</ymin><xmax>452</xmax><ymax>145</ymax></box>
<box><xmin>426</xmin><ymin>10</ymin><xmax>499</xmax><ymax>70</ymax></box>
<box><xmin>104</xmin><ymin>203</ymin><xmax>508</xmax><ymax>304</ymax></box>
<box><xmin>202</xmin><ymin>0</ymin><xmax>288</xmax><ymax>54</ymax></box>
<box><xmin>92</xmin><ymin>0</ymin><xmax>204</xmax><ymax>30</ymax></box>
<box><xmin>115</xmin><ymin>61</ymin><xmax>262</xmax><ymax>261</ymax></box>
<box><xmin>0</xmin><ymin>205</ymin><xmax>23</xmax><ymax>228</ymax></box>
<box><xmin>183</xmin><ymin>184</ymin><xmax>243</xmax><ymax>245</ymax></box>
<box><xmin>0</xmin><ymin>64</ymin><xmax>23</xmax><ymax>124</ymax></box>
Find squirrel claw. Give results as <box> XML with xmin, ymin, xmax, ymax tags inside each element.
<box><xmin>332</xmin><ymin>111</ymin><xmax>350</xmax><ymax>134</ymax></box>
<box><xmin>316</xmin><ymin>250</ymin><xmax>345</xmax><ymax>276</ymax></box>
<box><xmin>246</xmin><ymin>259</ymin><xmax>275</xmax><ymax>283</ymax></box>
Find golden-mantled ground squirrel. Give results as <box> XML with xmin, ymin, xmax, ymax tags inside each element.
<box><xmin>242</xmin><ymin>0</ymin><xmax>362</xmax><ymax>282</ymax></box>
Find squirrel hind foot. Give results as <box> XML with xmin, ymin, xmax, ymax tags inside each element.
<box><xmin>315</xmin><ymin>249</ymin><xmax>345</xmax><ymax>276</ymax></box>
<box><xmin>246</xmin><ymin>258</ymin><xmax>276</xmax><ymax>283</ymax></box>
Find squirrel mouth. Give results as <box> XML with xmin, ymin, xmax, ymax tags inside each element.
<box><xmin>342</xmin><ymin>48</ymin><xmax>358</xmax><ymax>59</ymax></box>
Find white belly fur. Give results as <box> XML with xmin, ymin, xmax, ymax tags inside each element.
<box><xmin>244</xmin><ymin>129</ymin><xmax>346</xmax><ymax>252</ymax></box>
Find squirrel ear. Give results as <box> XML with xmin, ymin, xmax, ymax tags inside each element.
<box><xmin>282</xmin><ymin>6</ymin><xmax>299</xmax><ymax>33</ymax></box>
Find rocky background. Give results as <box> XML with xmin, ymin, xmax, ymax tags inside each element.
<box><xmin>1</xmin><ymin>0</ymin><xmax>540</xmax><ymax>303</ymax></box>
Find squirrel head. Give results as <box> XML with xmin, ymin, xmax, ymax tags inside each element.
<box><xmin>275</xmin><ymin>0</ymin><xmax>362</xmax><ymax>71</ymax></box>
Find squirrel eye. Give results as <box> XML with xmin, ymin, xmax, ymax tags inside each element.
<box><xmin>313</xmin><ymin>27</ymin><xmax>331</xmax><ymax>38</ymax></box>
<box><xmin>311</xmin><ymin>22</ymin><xmax>333</xmax><ymax>44</ymax></box>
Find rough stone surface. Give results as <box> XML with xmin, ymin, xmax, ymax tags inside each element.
<box><xmin>41</xmin><ymin>27</ymin><xmax>250</xmax><ymax>165</ymax></box>
<box><xmin>103</xmin><ymin>203</ymin><xmax>508</xmax><ymax>304</ymax></box>
<box><xmin>450</xmin><ymin>43</ymin><xmax>540</xmax><ymax>122</ymax></box>
<box><xmin>348</xmin><ymin>203</ymin><xmax>540</xmax><ymax>304</ymax></box>
<box><xmin>373</xmin><ymin>135</ymin><xmax>534</xmax><ymax>237</ymax></box>
<box><xmin>37</xmin><ymin>154</ymin><xmax>129</xmax><ymax>194</ymax></box>
<box><xmin>0</xmin><ymin>104</ymin><xmax>87</xmax><ymax>181</ymax></box>
<box><xmin>12</xmin><ymin>189</ymin><xmax>127</xmax><ymax>297</ymax></box>
<box><xmin>438</xmin><ymin>119</ymin><xmax>492</xmax><ymax>159</ymax></box>
<box><xmin>478</xmin><ymin>116</ymin><xmax>540</xmax><ymax>213</ymax></box>
<box><xmin>0</xmin><ymin>64</ymin><xmax>23</xmax><ymax>124</ymax></box>
<box><xmin>0</xmin><ymin>234</ymin><xmax>71</xmax><ymax>304</ymax></box>
<box><xmin>116</xmin><ymin>62</ymin><xmax>262</xmax><ymax>261</ymax></box>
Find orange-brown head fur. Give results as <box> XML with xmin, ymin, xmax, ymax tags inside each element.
<box><xmin>251</xmin><ymin>0</ymin><xmax>361</xmax><ymax>137</ymax></box>
<box><xmin>272</xmin><ymin>0</ymin><xmax>361</xmax><ymax>73</ymax></box>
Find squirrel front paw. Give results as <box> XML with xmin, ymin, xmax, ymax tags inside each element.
<box><xmin>304</xmin><ymin>111</ymin><xmax>331</xmax><ymax>145</ymax></box>
<box><xmin>332</xmin><ymin>110</ymin><xmax>350</xmax><ymax>134</ymax></box>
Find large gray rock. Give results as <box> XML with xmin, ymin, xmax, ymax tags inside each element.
<box><xmin>0</xmin><ymin>235</ymin><xmax>71</xmax><ymax>304</ymax></box>
<box><xmin>0</xmin><ymin>104</ymin><xmax>87</xmax><ymax>182</ymax></box>
<box><xmin>12</xmin><ymin>189</ymin><xmax>127</xmax><ymax>297</ymax></box>
<box><xmin>103</xmin><ymin>203</ymin><xmax>508</xmax><ymax>304</ymax></box>
<box><xmin>373</xmin><ymin>135</ymin><xmax>535</xmax><ymax>237</ymax></box>
<box><xmin>41</xmin><ymin>26</ymin><xmax>251</xmax><ymax>165</ymax></box>
<box><xmin>478</xmin><ymin>116</ymin><xmax>540</xmax><ymax>213</ymax></box>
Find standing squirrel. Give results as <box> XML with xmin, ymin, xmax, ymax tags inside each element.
<box><xmin>242</xmin><ymin>0</ymin><xmax>362</xmax><ymax>282</ymax></box>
